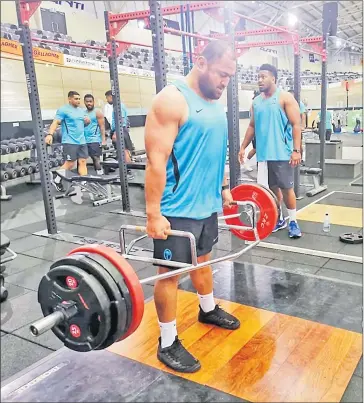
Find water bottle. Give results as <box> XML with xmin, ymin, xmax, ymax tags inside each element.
<box><xmin>323</xmin><ymin>212</ymin><xmax>330</xmax><ymax>233</ymax></box>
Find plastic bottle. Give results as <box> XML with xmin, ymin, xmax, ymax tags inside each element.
<box><xmin>323</xmin><ymin>212</ymin><xmax>330</xmax><ymax>233</ymax></box>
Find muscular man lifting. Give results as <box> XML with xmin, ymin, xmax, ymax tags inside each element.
<box><xmin>144</xmin><ymin>40</ymin><xmax>240</xmax><ymax>374</ymax></box>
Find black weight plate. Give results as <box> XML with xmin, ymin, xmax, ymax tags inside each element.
<box><xmin>84</xmin><ymin>253</ymin><xmax>132</xmax><ymax>346</ymax></box>
<box><xmin>51</xmin><ymin>254</ymin><xmax>127</xmax><ymax>350</ymax></box>
<box><xmin>38</xmin><ymin>265</ymin><xmax>111</xmax><ymax>352</ymax></box>
<box><xmin>339</xmin><ymin>233</ymin><xmax>363</xmax><ymax>244</ymax></box>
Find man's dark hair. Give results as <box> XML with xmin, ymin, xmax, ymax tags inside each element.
<box><xmin>105</xmin><ymin>90</ymin><xmax>113</xmax><ymax>97</ymax></box>
<box><xmin>201</xmin><ymin>40</ymin><xmax>235</xmax><ymax>63</ymax></box>
<box><xmin>68</xmin><ymin>91</ymin><xmax>80</xmax><ymax>98</ymax></box>
<box><xmin>84</xmin><ymin>94</ymin><xmax>94</xmax><ymax>100</ymax></box>
<box><xmin>259</xmin><ymin>64</ymin><xmax>278</xmax><ymax>82</ymax></box>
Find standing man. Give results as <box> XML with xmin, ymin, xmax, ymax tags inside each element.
<box><xmin>103</xmin><ymin>90</ymin><xmax>114</xmax><ymax>132</ymax></box>
<box><xmin>45</xmin><ymin>91</ymin><xmax>90</xmax><ymax>191</ymax></box>
<box><xmin>317</xmin><ymin>108</ymin><xmax>333</xmax><ymax>141</ymax></box>
<box><xmin>239</xmin><ymin>64</ymin><xmax>302</xmax><ymax>238</ymax></box>
<box><xmin>144</xmin><ymin>40</ymin><xmax>240</xmax><ymax>374</ymax></box>
<box><xmin>84</xmin><ymin>94</ymin><xmax>106</xmax><ymax>175</ymax></box>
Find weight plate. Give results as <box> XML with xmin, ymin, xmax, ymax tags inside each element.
<box><xmin>38</xmin><ymin>265</ymin><xmax>111</xmax><ymax>352</ymax></box>
<box><xmin>223</xmin><ymin>184</ymin><xmax>278</xmax><ymax>241</ymax></box>
<box><xmin>68</xmin><ymin>245</ymin><xmax>144</xmax><ymax>342</ymax></box>
<box><xmin>53</xmin><ymin>253</ymin><xmax>128</xmax><ymax>350</ymax></box>
<box><xmin>84</xmin><ymin>253</ymin><xmax>132</xmax><ymax>348</ymax></box>
<box><xmin>258</xmin><ymin>184</ymin><xmax>280</xmax><ymax>212</ymax></box>
<box><xmin>339</xmin><ymin>232</ymin><xmax>363</xmax><ymax>244</ymax></box>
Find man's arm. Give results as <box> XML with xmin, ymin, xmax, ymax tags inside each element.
<box><xmin>144</xmin><ymin>86</ymin><xmax>185</xmax><ymax>218</ymax></box>
<box><xmin>284</xmin><ymin>93</ymin><xmax>302</xmax><ymax>151</ymax></box>
<box><xmin>96</xmin><ymin>110</ymin><xmax>106</xmax><ymax>143</ymax></box>
<box><xmin>48</xmin><ymin>119</ymin><xmax>61</xmax><ymax>136</ymax></box>
<box><xmin>238</xmin><ymin>107</ymin><xmax>255</xmax><ymax>163</ymax></box>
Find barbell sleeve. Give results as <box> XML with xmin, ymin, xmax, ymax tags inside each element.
<box><xmin>29</xmin><ymin>311</ymin><xmax>65</xmax><ymax>337</ymax></box>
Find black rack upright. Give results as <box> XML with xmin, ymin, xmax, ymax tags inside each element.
<box><xmin>15</xmin><ymin>0</ymin><xmax>57</xmax><ymax>235</ymax></box>
<box><xmin>224</xmin><ymin>6</ymin><xmax>240</xmax><ymax>189</ymax></box>
<box><xmin>104</xmin><ymin>13</ymin><xmax>131</xmax><ymax>212</ymax></box>
<box><xmin>319</xmin><ymin>33</ymin><xmax>328</xmax><ymax>186</ymax></box>
<box><xmin>149</xmin><ymin>0</ymin><xmax>167</xmax><ymax>93</ymax></box>
<box><xmin>293</xmin><ymin>49</ymin><xmax>302</xmax><ymax>199</ymax></box>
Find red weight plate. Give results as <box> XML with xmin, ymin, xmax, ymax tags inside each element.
<box><xmin>68</xmin><ymin>245</ymin><xmax>144</xmax><ymax>341</ymax></box>
<box><xmin>223</xmin><ymin>183</ymin><xmax>278</xmax><ymax>241</ymax></box>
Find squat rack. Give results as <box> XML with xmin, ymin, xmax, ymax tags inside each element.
<box><xmin>16</xmin><ymin>0</ymin><xmax>328</xmax><ymax>238</ymax></box>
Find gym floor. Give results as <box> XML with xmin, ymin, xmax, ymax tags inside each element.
<box><xmin>1</xmin><ymin>161</ymin><xmax>363</xmax><ymax>402</ymax></box>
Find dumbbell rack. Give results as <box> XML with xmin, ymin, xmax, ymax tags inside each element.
<box><xmin>0</xmin><ymin>136</ymin><xmax>63</xmax><ymax>200</ymax></box>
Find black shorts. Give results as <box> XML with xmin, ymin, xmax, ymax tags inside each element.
<box><xmin>62</xmin><ymin>144</ymin><xmax>88</xmax><ymax>162</ymax></box>
<box><xmin>112</xmin><ymin>127</ymin><xmax>134</xmax><ymax>151</ymax></box>
<box><xmin>87</xmin><ymin>142</ymin><xmax>102</xmax><ymax>157</ymax></box>
<box><xmin>153</xmin><ymin>213</ymin><xmax>218</xmax><ymax>269</ymax></box>
<box><xmin>268</xmin><ymin>161</ymin><xmax>294</xmax><ymax>189</ymax></box>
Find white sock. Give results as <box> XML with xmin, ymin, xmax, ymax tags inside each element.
<box><xmin>198</xmin><ymin>292</ymin><xmax>216</xmax><ymax>313</ymax></box>
<box><xmin>287</xmin><ymin>208</ymin><xmax>297</xmax><ymax>222</ymax></box>
<box><xmin>96</xmin><ymin>169</ymin><xmax>104</xmax><ymax>175</ymax></box>
<box><xmin>159</xmin><ymin>319</ymin><xmax>177</xmax><ymax>348</ymax></box>
<box><xmin>279</xmin><ymin>203</ymin><xmax>284</xmax><ymax>220</ymax></box>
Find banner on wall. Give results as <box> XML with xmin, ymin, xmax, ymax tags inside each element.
<box><xmin>33</xmin><ymin>47</ymin><xmax>64</xmax><ymax>64</ymax></box>
<box><xmin>1</xmin><ymin>38</ymin><xmax>22</xmax><ymax>56</ymax></box>
<box><xmin>1</xmin><ymin>38</ymin><xmax>64</xmax><ymax>64</ymax></box>
<box><xmin>63</xmin><ymin>54</ymin><xmax>99</xmax><ymax>69</ymax></box>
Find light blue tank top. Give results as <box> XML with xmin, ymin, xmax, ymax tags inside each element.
<box><xmin>84</xmin><ymin>109</ymin><xmax>101</xmax><ymax>143</ymax></box>
<box><xmin>253</xmin><ymin>89</ymin><xmax>293</xmax><ymax>161</ymax></box>
<box><xmin>55</xmin><ymin>104</ymin><xmax>86</xmax><ymax>145</ymax></box>
<box><xmin>160</xmin><ymin>80</ymin><xmax>228</xmax><ymax>220</ymax></box>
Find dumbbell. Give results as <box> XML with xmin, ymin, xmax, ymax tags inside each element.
<box><xmin>14</xmin><ymin>141</ymin><xmax>27</xmax><ymax>152</ymax></box>
<box><xmin>1</xmin><ymin>162</ymin><xmax>11</xmax><ymax>170</ymax></box>
<box><xmin>22</xmin><ymin>164</ymin><xmax>34</xmax><ymax>175</ymax></box>
<box><xmin>56</xmin><ymin>156</ymin><xmax>65</xmax><ymax>166</ymax></box>
<box><xmin>32</xmin><ymin>163</ymin><xmax>40</xmax><ymax>173</ymax></box>
<box><xmin>4</xmin><ymin>168</ymin><xmax>18</xmax><ymax>180</ymax></box>
<box><xmin>1</xmin><ymin>144</ymin><xmax>10</xmax><ymax>155</ymax></box>
<box><xmin>7</xmin><ymin>143</ymin><xmax>20</xmax><ymax>153</ymax></box>
<box><xmin>14</xmin><ymin>165</ymin><xmax>26</xmax><ymax>177</ymax></box>
<box><xmin>0</xmin><ymin>171</ymin><xmax>9</xmax><ymax>182</ymax></box>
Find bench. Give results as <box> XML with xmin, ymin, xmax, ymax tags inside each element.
<box><xmin>54</xmin><ymin>171</ymin><xmax>122</xmax><ymax>207</ymax></box>
<box><xmin>300</xmin><ymin>166</ymin><xmax>328</xmax><ymax>197</ymax></box>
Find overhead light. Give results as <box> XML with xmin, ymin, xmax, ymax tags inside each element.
<box><xmin>137</xmin><ymin>20</ymin><xmax>145</xmax><ymax>29</ymax></box>
<box><xmin>251</xmin><ymin>1</ymin><xmax>255</xmax><ymax>3</ymax></box>
<box><xmin>288</xmin><ymin>13</ymin><xmax>297</xmax><ymax>26</ymax></box>
<box><xmin>336</xmin><ymin>38</ymin><xmax>342</xmax><ymax>47</ymax></box>
<box><xmin>351</xmin><ymin>46</ymin><xmax>356</xmax><ymax>50</ymax></box>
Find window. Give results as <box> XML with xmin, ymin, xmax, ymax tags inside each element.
<box><xmin>40</xmin><ymin>8</ymin><xmax>67</xmax><ymax>35</ymax></box>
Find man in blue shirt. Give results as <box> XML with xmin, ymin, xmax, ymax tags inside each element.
<box><xmin>317</xmin><ymin>109</ymin><xmax>333</xmax><ymax>141</ymax></box>
<box><xmin>110</xmin><ymin>96</ymin><xmax>134</xmax><ymax>163</ymax></box>
<box><xmin>45</xmin><ymin>91</ymin><xmax>90</xmax><ymax>191</ymax></box>
<box><xmin>144</xmin><ymin>40</ymin><xmax>239</xmax><ymax>374</ymax></box>
<box><xmin>239</xmin><ymin>64</ymin><xmax>302</xmax><ymax>239</ymax></box>
<box><xmin>84</xmin><ymin>94</ymin><xmax>106</xmax><ymax>175</ymax></box>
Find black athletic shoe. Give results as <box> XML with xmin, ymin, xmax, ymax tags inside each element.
<box><xmin>51</xmin><ymin>174</ymin><xmax>64</xmax><ymax>192</ymax></box>
<box><xmin>157</xmin><ymin>336</ymin><xmax>201</xmax><ymax>373</ymax></box>
<box><xmin>198</xmin><ymin>304</ymin><xmax>240</xmax><ymax>330</ymax></box>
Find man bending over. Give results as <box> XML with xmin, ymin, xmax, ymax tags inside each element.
<box><xmin>145</xmin><ymin>40</ymin><xmax>240</xmax><ymax>374</ymax></box>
